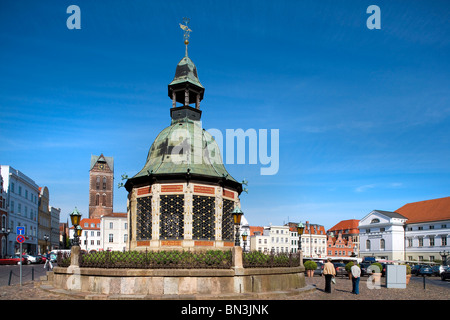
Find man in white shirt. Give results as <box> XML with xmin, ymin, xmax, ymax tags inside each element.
<box><xmin>351</xmin><ymin>262</ymin><xmax>361</xmax><ymax>294</ymax></box>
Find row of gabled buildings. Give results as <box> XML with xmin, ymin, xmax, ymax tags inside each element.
<box><xmin>0</xmin><ymin>165</ymin><xmax>61</xmax><ymax>257</ymax></box>
<box><xmin>245</xmin><ymin>196</ymin><xmax>450</xmax><ymax>264</ymax></box>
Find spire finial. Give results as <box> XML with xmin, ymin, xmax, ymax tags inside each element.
<box><xmin>179</xmin><ymin>17</ymin><xmax>192</xmax><ymax>57</ymax></box>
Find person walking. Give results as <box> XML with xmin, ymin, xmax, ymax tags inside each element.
<box><xmin>351</xmin><ymin>262</ymin><xmax>361</xmax><ymax>294</ymax></box>
<box><xmin>44</xmin><ymin>251</ymin><xmax>53</xmax><ymax>271</ymax></box>
<box><xmin>323</xmin><ymin>258</ymin><xmax>336</xmax><ymax>293</ymax></box>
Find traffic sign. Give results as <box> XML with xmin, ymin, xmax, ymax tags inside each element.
<box><xmin>16</xmin><ymin>235</ymin><xmax>25</xmax><ymax>243</ymax></box>
<box><xmin>16</xmin><ymin>226</ymin><xmax>25</xmax><ymax>235</ymax></box>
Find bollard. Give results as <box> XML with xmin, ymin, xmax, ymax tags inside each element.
<box><xmin>32</xmin><ymin>267</ymin><xmax>34</xmax><ymax>281</ymax></box>
<box><xmin>8</xmin><ymin>270</ymin><xmax>12</xmax><ymax>286</ymax></box>
<box><xmin>423</xmin><ymin>275</ymin><xmax>426</xmax><ymax>290</ymax></box>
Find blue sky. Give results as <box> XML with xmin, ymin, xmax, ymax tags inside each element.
<box><xmin>0</xmin><ymin>0</ymin><xmax>449</xmax><ymax>230</ymax></box>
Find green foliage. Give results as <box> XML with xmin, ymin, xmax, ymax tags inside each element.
<box><xmin>404</xmin><ymin>264</ymin><xmax>412</xmax><ymax>275</ymax></box>
<box><xmin>369</xmin><ymin>262</ymin><xmax>383</xmax><ymax>273</ymax></box>
<box><xmin>304</xmin><ymin>260</ymin><xmax>317</xmax><ymax>270</ymax></box>
<box><xmin>345</xmin><ymin>261</ymin><xmax>359</xmax><ymax>272</ymax></box>
<box><xmin>77</xmin><ymin>250</ymin><xmax>232</xmax><ymax>269</ymax></box>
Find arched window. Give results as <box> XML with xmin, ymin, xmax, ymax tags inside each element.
<box><xmin>366</xmin><ymin>240</ymin><xmax>371</xmax><ymax>250</ymax></box>
<box><xmin>103</xmin><ymin>177</ymin><xmax>107</xmax><ymax>190</ymax></box>
<box><xmin>371</xmin><ymin>218</ymin><xmax>380</xmax><ymax>224</ymax></box>
<box><xmin>380</xmin><ymin>239</ymin><xmax>385</xmax><ymax>250</ymax></box>
<box><xmin>95</xmin><ymin>194</ymin><xmax>100</xmax><ymax>206</ymax></box>
<box><xmin>96</xmin><ymin>177</ymin><xmax>100</xmax><ymax>190</ymax></box>
<box><xmin>102</xmin><ymin>194</ymin><xmax>107</xmax><ymax>206</ymax></box>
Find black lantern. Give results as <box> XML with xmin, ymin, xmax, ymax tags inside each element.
<box><xmin>297</xmin><ymin>222</ymin><xmax>305</xmax><ymax>252</ymax></box>
<box><xmin>242</xmin><ymin>231</ymin><xmax>248</xmax><ymax>252</ymax></box>
<box><xmin>231</xmin><ymin>207</ymin><xmax>244</xmax><ymax>247</ymax></box>
<box><xmin>69</xmin><ymin>207</ymin><xmax>82</xmax><ymax>247</ymax></box>
<box><xmin>69</xmin><ymin>207</ymin><xmax>82</xmax><ymax>226</ymax></box>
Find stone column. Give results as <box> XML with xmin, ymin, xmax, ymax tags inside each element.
<box><xmin>232</xmin><ymin>246</ymin><xmax>243</xmax><ymax>269</ymax></box>
<box><xmin>152</xmin><ymin>185</ymin><xmax>160</xmax><ymax>240</ymax></box>
<box><xmin>215</xmin><ymin>187</ymin><xmax>223</xmax><ymax>241</ymax></box>
<box><xmin>70</xmin><ymin>245</ymin><xmax>81</xmax><ymax>267</ymax></box>
<box><xmin>184</xmin><ymin>89</ymin><xmax>189</xmax><ymax>106</ymax></box>
<box><xmin>184</xmin><ymin>184</ymin><xmax>193</xmax><ymax>240</ymax></box>
<box><xmin>172</xmin><ymin>91</ymin><xmax>176</xmax><ymax>108</ymax></box>
<box><xmin>195</xmin><ymin>93</ymin><xmax>200</xmax><ymax>109</ymax></box>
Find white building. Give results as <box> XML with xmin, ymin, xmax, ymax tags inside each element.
<box><xmin>398</xmin><ymin>197</ymin><xmax>450</xmax><ymax>263</ymax></box>
<box><xmin>359</xmin><ymin>198</ymin><xmax>450</xmax><ymax>263</ymax></box>
<box><xmin>267</xmin><ymin>225</ymin><xmax>291</xmax><ymax>254</ymax></box>
<box><xmin>100</xmin><ymin>213</ymin><xmax>128</xmax><ymax>251</ymax></box>
<box><xmin>249</xmin><ymin>226</ymin><xmax>270</xmax><ymax>253</ymax></box>
<box><xmin>0</xmin><ymin>165</ymin><xmax>39</xmax><ymax>255</ymax></box>
<box><xmin>358</xmin><ymin>210</ymin><xmax>408</xmax><ymax>261</ymax></box>
<box><xmin>301</xmin><ymin>222</ymin><xmax>327</xmax><ymax>258</ymax></box>
<box><xmin>70</xmin><ymin>218</ymin><xmax>102</xmax><ymax>252</ymax></box>
<box><xmin>69</xmin><ymin>214</ymin><xmax>129</xmax><ymax>252</ymax></box>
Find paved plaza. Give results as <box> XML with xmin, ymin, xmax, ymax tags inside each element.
<box><xmin>0</xmin><ymin>274</ymin><xmax>448</xmax><ymax>300</ymax></box>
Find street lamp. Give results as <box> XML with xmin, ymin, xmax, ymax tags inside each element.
<box><xmin>297</xmin><ymin>222</ymin><xmax>305</xmax><ymax>252</ymax></box>
<box><xmin>44</xmin><ymin>234</ymin><xmax>49</xmax><ymax>252</ymax></box>
<box><xmin>439</xmin><ymin>250</ymin><xmax>449</xmax><ymax>266</ymax></box>
<box><xmin>231</xmin><ymin>206</ymin><xmax>243</xmax><ymax>247</ymax></box>
<box><xmin>69</xmin><ymin>207</ymin><xmax>82</xmax><ymax>247</ymax></box>
<box><xmin>242</xmin><ymin>231</ymin><xmax>248</xmax><ymax>252</ymax></box>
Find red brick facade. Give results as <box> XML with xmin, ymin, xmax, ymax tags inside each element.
<box><xmin>89</xmin><ymin>154</ymin><xmax>114</xmax><ymax>219</ymax></box>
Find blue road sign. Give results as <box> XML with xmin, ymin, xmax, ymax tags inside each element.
<box><xmin>16</xmin><ymin>226</ymin><xmax>25</xmax><ymax>235</ymax></box>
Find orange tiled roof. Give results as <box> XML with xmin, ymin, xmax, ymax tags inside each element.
<box><xmin>249</xmin><ymin>226</ymin><xmax>264</xmax><ymax>236</ymax></box>
<box><xmin>103</xmin><ymin>212</ymin><xmax>127</xmax><ymax>218</ymax></box>
<box><xmin>71</xmin><ymin>218</ymin><xmax>101</xmax><ymax>230</ymax></box>
<box><xmin>327</xmin><ymin>219</ymin><xmax>360</xmax><ymax>234</ymax></box>
<box><xmin>396</xmin><ymin>196</ymin><xmax>450</xmax><ymax>224</ymax></box>
<box><xmin>304</xmin><ymin>224</ymin><xmax>326</xmax><ymax>235</ymax></box>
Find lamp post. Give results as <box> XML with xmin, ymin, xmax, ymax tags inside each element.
<box><xmin>439</xmin><ymin>250</ymin><xmax>449</xmax><ymax>266</ymax></box>
<box><xmin>231</xmin><ymin>206</ymin><xmax>243</xmax><ymax>247</ymax></box>
<box><xmin>69</xmin><ymin>207</ymin><xmax>82</xmax><ymax>247</ymax></box>
<box><xmin>0</xmin><ymin>227</ymin><xmax>10</xmax><ymax>258</ymax></box>
<box><xmin>242</xmin><ymin>231</ymin><xmax>248</xmax><ymax>252</ymax></box>
<box><xmin>297</xmin><ymin>222</ymin><xmax>305</xmax><ymax>252</ymax></box>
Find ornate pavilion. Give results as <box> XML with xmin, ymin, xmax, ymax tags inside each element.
<box><xmin>124</xmin><ymin>25</ymin><xmax>243</xmax><ymax>251</ymax></box>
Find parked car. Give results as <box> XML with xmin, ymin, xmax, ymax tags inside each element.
<box><xmin>411</xmin><ymin>264</ymin><xmax>423</xmax><ymax>275</ymax></box>
<box><xmin>333</xmin><ymin>263</ymin><xmax>347</xmax><ymax>277</ymax></box>
<box><xmin>441</xmin><ymin>268</ymin><xmax>450</xmax><ymax>281</ymax></box>
<box><xmin>432</xmin><ymin>265</ymin><xmax>441</xmax><ymax>276</ymax></box>
<box><xmin>418</xmin><ymin>265</ymin><xmax>433</xmax><ymax>276</ymax></box>
<box><xmin>314</xmin><ymin>262</ymin><xmax>324</xmax><ymax>276</ymax></box>
<box><xmin>22</xmin><ymin>255</ymin><xmax>38</xmax><ymax>264</ymax></box>
<box><xmin>359</xmin><ymin>262</ymin><xmax>371</xmax><ymax>276</ymax></box>
<box><xmin>362</xmin><ymin>257</ymin><xmax>377</xmax><ymax>264</ymax></box>
<box><xmin>0</xmin><ymin>255</ymin><xmax>29</xmax><ymax>265</ymax></box>
<box><xmin>439</xmin><ymin>265</ymin><xmax>449</xmax><ymax>275</ymax></box>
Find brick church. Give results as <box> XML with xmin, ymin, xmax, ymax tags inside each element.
<box><xmin>89</xmin><ymin>154</ymin><xmax>114</xmax><ymax>219</ymax></box>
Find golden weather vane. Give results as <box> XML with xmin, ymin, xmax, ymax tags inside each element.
<box><xmin>179</xmin><ymin>17</ymin><xmax>192</xmax><ymax>56</ymax></box>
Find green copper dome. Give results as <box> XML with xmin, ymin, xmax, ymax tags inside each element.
<box><xmin>125</xmin><ymin>53</ymin><xmax>241</xmax><ymax>193</ymax></box>
<box><xmin>125</xmin><ymin>107</ymin><xmax>241</xmax><ymax>192</ymax></box>
<box><xmin>132</xmin><ymin>114</ymin><xmax>237</xmax><ymax>182</ymax></box>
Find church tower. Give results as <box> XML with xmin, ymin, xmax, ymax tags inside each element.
<box><xmin>89</xmin><ymin>154</ymin><xmax>114</xmax><ymax>219</ymax></box>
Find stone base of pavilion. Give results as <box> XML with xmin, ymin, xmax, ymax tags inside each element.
<box><xmin>45</xmin><ymin>247</ymin><xmax>307</xmax><ymax>299</ymax></box>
